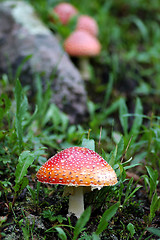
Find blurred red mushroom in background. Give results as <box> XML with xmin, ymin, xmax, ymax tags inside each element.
<box><xmin>64</xmin><ymin>30</ymin><xmax>101</xmax><ymax>80</ymax></box>
<box><xmin>52</xmin><ymin>2</ymin><xmax>78</xmax><ymax>25</ymax></box>
<box><xmin>36</xmin><ymin>147</ymin><xmax>117</xmax><ymax>218</ymax></box>
<box><xmin>64</xmin><ymin>30</ymin><xmax>100</xmax><ymax>56</ymax></box>
<box><xmin>76</xmin><ymin>15</ymin><xmax>99</xmax><ymax>36</ymax></box>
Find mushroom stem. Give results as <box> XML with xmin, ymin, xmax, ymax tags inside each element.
<box><xmin>79</xmin><ymin>58</ymin><xmax>90</xmax><ymax>81</ymax></box>
<box><xmin>68</xmin><ymin>186</ymin><xmax>84</xmax><ymax>218</ymax></box>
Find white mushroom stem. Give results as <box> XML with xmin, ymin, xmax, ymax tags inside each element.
<box><xmin>68</xmin><ymin>186</ymin><xmax>84</xmax><ymax>218</ymax></box>
<box><xmin>79</xmin><ymin>58</ymin><xmax>90</xmax><ymax>81</ymax></box>
<box><xmin>65</xmin><ymin>186</ymin><xmax>91</xmax><ymax>218</ymax></box>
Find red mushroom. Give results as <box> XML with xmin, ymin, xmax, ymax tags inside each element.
<box><xmin>64</xmin><ymin>30</ymin><xmax>101</xmax><ymax>80</ymax></box>
<box><xmin>76</xmin><ymin>15</ymin><xmax>99</xmax><ymax>36</ymax></box>
<box><xmin>64</xmin><ymin>30</ymin><xmax>100</xmax><ymax>56</ymax></box>
<box><xmin>36</xmin><ymin>147</ymin><xmax>117</xmax><ymax>218</ymax></box>
<box><xmin>53</xmin><ymin>3</ymin><xmax>78</xmax><ymax>25</ymax></box>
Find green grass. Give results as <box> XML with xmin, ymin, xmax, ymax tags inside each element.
<box><xmin>0</xmin><ymin>0</ymin><xmax>160</xmax><ymax>239</ymax></box>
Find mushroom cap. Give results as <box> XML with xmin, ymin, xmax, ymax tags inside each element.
<box><xmin>64</xmin><ymin>30</ymin><xmax>101</xmax><ymax>57</ymax></box>
<box><xmin>53</xmin><ymin>3</ymin><xmax>78</xmax><ymax>25</ymax></box>
<box><xmin>76</xmin><ymin>15</ymin><xmax>98</xmax><ymax>36</ymax></box>
<box><xmin>36</xmin><ymin>147</ymin><xmax>117</xmax><ymax>187</ymax></box>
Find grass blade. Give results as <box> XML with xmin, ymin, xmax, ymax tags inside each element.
<box><xmin>146</xmin><ymin>227</ymin><xmax>160</xmax><ymax>237</ymax></box>
<box><xmin>103</xmin><ymin>73</ymin><xmax>114</xmax><ymax>107</ymax></box>
<box><xmin>14</xmin><ymin>151</ymin><xmax>35</xmax><ymax>189</ymax></box>
<box><xmin>116</xmin><ymin>136</ymin><xmax>124</xmax><ymax>163</ymax></box>
<box><xmin>14</xmin><ymin>79</ymin><xmax>28</xmax><ymax>152</ymax></box>
<box><xmin>124</xmin><ymin>186</ymin><xmax>142</xmax><ymax>205</ymax></box>
<box><xmin>119</xmin><ymin>98</ymin><xmax>128</xmax><ymax>135</ymax></box>
<box><xmin>96</xmin><ymin>202</ymin><xmax>120</xmax><ymax>235</ymax></box>
<box><xmin>73</xmin><ymin>206</ymin><xmax>91</xmax><ymax>240</ymax></box>
<box><xmin>54</xmin><ymin>227</ymin><xmax>67</xmax><ymax>240</ymax></box>
<box><xmin>130</xmin><ymin>97</ymin><xmax>143</xmax><ymax>143</ymax></box>
<box><xmin>15</xmin><ymin>55</ymin><xmax>32</xmax><ymax>81</ymax></box>
<box><xmin>81</xmin><ymin>138</ymin><xmax>95</xmax><ymax>151</ymax></box>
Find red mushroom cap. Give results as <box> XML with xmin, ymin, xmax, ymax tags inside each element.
<box><xmin>53</xmin><ymin>3</ymin><xmax>78</xmax><ymax>25</ymax></box>
<box><xmin>64</xmin><ymin>30</ymin><xmax>101</xmax><ymax>57</ymax></box>
<box><xmin>36</xmin><ymin>147</ymin><xmax>117</xmax><ymax>187</ymax></box>
<box><xmin>76</xmin><ymin>15</ymin><xmax>98</xmax><ymax>36</ymax></box>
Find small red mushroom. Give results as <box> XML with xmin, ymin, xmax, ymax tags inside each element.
<box><xmin>64</xmin><ymin>30</ymin><xmax>100</xmax><ymax>56</ymax></box>
<box><xmin>76</xmin><ymin>15</ymin><xmax>99</xmax><ymax>36</ymax></box>
<box><xmin>36</xmin><ymin>147</ymin><xmax>117</xmax><ymax>218</ymax></box>
<box><xmin>53</xmin><ymin>3</ymin><xmax>78</xmax><ymax>25</ymax></box>
<box><xmin>64</xmin><ymin>30</ymin><xmax>101</xmax><ymax>80</ymax></box>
